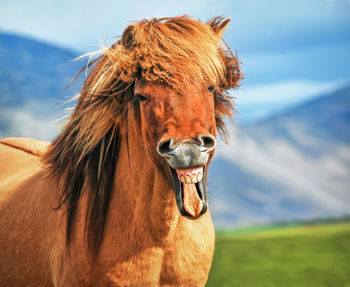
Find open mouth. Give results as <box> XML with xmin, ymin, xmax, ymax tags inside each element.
<box><xmin>170</xmin><ymin>166</ymin><xmax>208</xmax><ymax>218</ymax></box>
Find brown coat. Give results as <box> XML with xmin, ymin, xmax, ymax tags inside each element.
<box><xmin>0</xmin><ymin>137</ymin><xmax>215</xmax><ymax>286</ymax></box>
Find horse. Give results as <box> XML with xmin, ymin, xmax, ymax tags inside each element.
<box><xmin>0</xmin><ymin>16</ymin><xmax>241</xmax><ymax>286</ymax></box>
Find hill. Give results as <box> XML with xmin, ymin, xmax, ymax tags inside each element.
<box><xmin>0</xmin><ymin>32</ymin><xmax>83</xmax><ymax>139</ymax></box>
<box><xmin>207</xmin><ymin>223</ymin><xmax>350</xmax><ymax>286</ymax></box>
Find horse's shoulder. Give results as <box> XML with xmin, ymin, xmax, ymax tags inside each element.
<box><xmin>0</xmin><ymin>137</ymin><xmax>50</xmax><ymax>157</ymax></box>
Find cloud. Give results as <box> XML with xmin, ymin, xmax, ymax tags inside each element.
<box><xmin>0</xmin><ymin>0</ymin><xmax>214</xmax><ymax>51</ymax></box>
<box><xmin>234</xmin><ymin>79</ymin><xmax>344</xmax><ymax>122</ymax></box>
<box><xmin>1</xmin><ymin>0</ymin><xmax>349</xmax><ymax>53</ymax></box>
<box><xmin>215</xmin><ymin>125</ymin><xmax>350</xmax><ymax>216</ymax></box>
<box><xmin>0</xmin><ymin>103</ymin><xmax>61</xmax><ymax>141</ymax></box>
<box><xmin>237</xmin><ymin>80</ymin><xmax>340</xmax><ymax>105</ymax></box>
<box><xmin>238</xmin><ymin>41</ymin><xmax>350</xmax><ymax>85</ymax></box>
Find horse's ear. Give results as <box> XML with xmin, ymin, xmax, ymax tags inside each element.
<box><xmin>208</xmin><ymin>17</ymin><xmax>231</xmax><ymax>38</ymax></box>
<box><xmin>122</xmin><ymin>25</ymin><xmax>136</xmax><ymax>49</ymax></box>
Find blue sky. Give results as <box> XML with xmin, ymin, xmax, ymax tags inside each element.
<box><xmin>1</xmin><ymin>0</ymin><xmax>350</xmax><ymax>122</ymax></box>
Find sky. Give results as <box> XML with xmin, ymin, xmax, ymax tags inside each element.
<box><xmin>1</xmin><ymin>0</ymin><xmax>350</xmax><ymax>122</ymax></box>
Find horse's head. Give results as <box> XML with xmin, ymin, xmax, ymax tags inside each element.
<box><xmin>121</xmin><ymin>16</ymin><xmax>242</xmax><ymax>219</ymax></box>
<box><xmin>133</xmin><ymin>80</ymin><xmax>217</xmax><ymax>218</ymax></box>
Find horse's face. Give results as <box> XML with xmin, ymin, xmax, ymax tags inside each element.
<box><xmin>133</xmin><ymin>79</ymin><xmax>217</xmax><ymax>218</ymax></box>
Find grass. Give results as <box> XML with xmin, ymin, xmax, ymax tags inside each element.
<box><xmin>207</xmin><ymin>223</ymin><xmax>350</xmax><ymax>287</ymax></box>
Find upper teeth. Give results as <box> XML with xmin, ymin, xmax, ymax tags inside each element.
<box><xmin>176</xmin><ymin>167</ymin><xmax>203</xmax><ymax>184</ymax></box>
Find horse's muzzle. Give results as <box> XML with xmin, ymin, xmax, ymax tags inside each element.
<box><xmin>157</xmin><ymin>134</ymin><xmax>216</xmax><ymax>218</ymax></box>
<box><xmin>156</xmin><ymin>134</ymin><xmax>216</xmax><ymax>169</ymax></box>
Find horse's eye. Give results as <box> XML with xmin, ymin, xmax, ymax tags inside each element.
<box><xmin>208</xmin><ymin>85</ymin><xmax>215</xmax><ymax>92</ymax></box>
<box><xmin>135</xmin><ymin>93</ymin><xmax>149</xmax><ymax>102</ymax></box>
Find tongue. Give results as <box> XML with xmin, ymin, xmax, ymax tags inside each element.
<box><xmin>183</xmin><ymin>183</ymin><xmax>203</xmax><ymax>217</ymax></box>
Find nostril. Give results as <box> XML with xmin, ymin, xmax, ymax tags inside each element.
<box><xmin>157</xmin><ymin>139</ymin><xmax>173</xmax><ymax>156</ymax></box>
<box><xmin>200</xmin><ymin>135</ymin><xmax>216</xmax><ymax>150</ymax></box>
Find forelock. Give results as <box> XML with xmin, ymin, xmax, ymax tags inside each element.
<box><xmin>106</xmin><ymin>16</ymin><xmax>227</xmax><ymax>92</ymax></box>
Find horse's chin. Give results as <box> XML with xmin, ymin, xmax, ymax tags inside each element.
<box><xmin>170</xmin><ymin>166</ymin><xmax>208</xmax><ymax>219</ymax></box>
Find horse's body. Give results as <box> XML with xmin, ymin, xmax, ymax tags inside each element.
<box><xmin>0</xmin><ymin>16</ymin><xmax>241</xmax><ymax>286</ymax></box>
<box><xmin>0</xmin><ymin>137</ymin><xmax>214</xmax><ymax>286</ymax></box>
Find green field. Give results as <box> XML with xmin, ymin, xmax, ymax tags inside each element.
<box><xmin>207</xmin><ymin>223</ymin><xmax>350</xmax><ymax>287</ymax></box>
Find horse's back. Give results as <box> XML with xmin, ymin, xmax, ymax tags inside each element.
<box><xmin>0</xmin><ymin>137</ymin><xmax>50</xmax><ymax>201</ymax></box>
<box><xmin>0</xmin><ymin>138</ymin><xmax>56</xmax><ymax>286</ymax></box>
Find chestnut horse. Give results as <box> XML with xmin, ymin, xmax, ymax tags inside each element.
<box><xmin>0</xmin><ymin>16</ymin><xmax>241</xmax><ymax>286</ymax></box>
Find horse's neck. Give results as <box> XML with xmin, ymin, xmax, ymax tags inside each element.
<box><xmin>110</xmin><ymin>129</ymin><xmax>179</xmax><ymax>241</ymax></box>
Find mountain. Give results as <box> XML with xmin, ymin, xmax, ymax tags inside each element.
<box><xmin>210</xmin><ymin>86</ymin><xmax>350</xmax><ymax>227</ymax></box>
<box><xmin>0</xmin><ymin>32</ymin><xmax>83</xmax><ymax>139</ymax></box>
